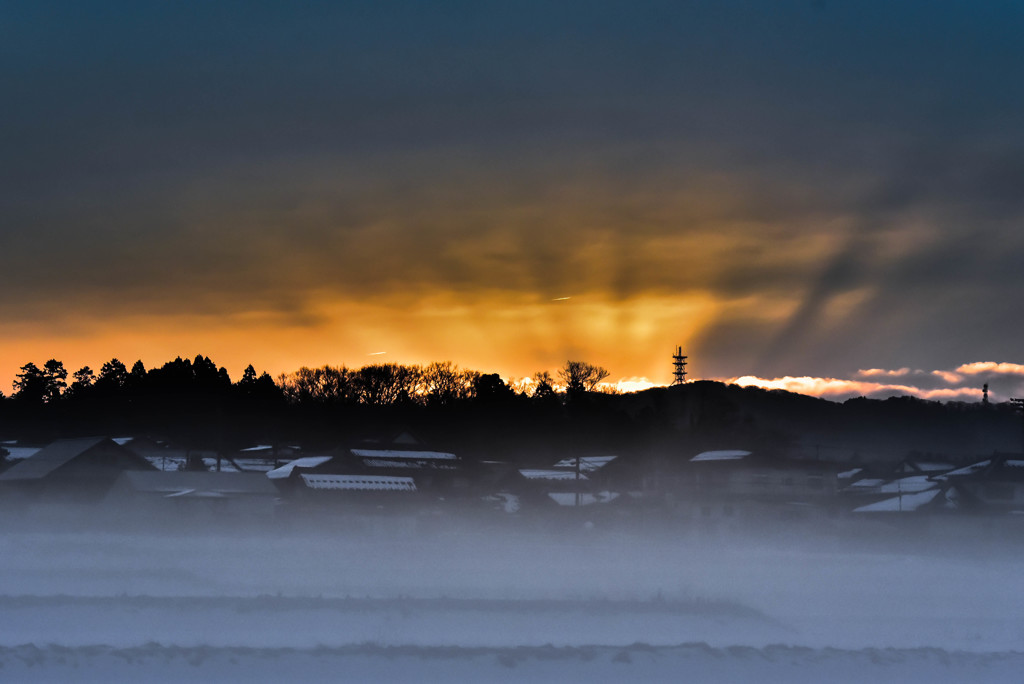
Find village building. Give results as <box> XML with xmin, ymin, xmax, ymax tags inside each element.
<box><xmin>230</xmin><ymin>444</ymin><xmax>301</xmax><ymax>472</ymax></box>
<box><xmin>843</xmin><ymin>456</ymin><xmax>965</xmax><ymax>515</ymax></box>
<box><xmin>0</xmin><ymin>437</ymin><xmax>155</xmax><ymax>502</ymax></box>
<box><xmin>934</xmin><ymin>454</ymin><xmax>1024</xmax><ymax>514</ymax></box>
<box><xmin>106</xmin><ymin>470</ymin><xmax>280</xmax><ymax>519</ymax></box>
<box><xmin>266</xmin><ymin>451</ymin><xmax>427</xmax><ymax>516</ymax></box>
<box><xmin>511</xmin><ymin>454</ymin><xmax>624</xmax><ymax>513</ymax></box>
<box><xmin>662</xmin><ymin>449</ymin><xmax>842</xmax><ymax>522</ymax></box>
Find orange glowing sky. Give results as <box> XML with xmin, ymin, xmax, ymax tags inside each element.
<box><xmin>3</xmin><ymin>2</ymin><xmax>1024</xmax><ymax>401</ymax></box>
<box><xmin>0</xmin><ymin>155</ymin><xmax>869</xmax><ymax>392</ymax></box>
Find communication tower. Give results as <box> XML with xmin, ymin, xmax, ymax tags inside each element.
<box><xmin>672</xmin><ymin>346</ymin><xmax>688</xmax><ymax>385</ymax></box>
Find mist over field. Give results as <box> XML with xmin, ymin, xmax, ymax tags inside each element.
<box><xmin>3</xmin><ymin>509</ymin><xmax>1024</xmax><ymax>682</ymax></box>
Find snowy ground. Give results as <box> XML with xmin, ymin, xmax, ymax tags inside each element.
<box><xmin>2</xmin><ymin>511</ymin><xmax>1023</xmax><ymax>681</ymax></box>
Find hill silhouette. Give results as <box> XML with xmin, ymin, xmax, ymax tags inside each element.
<box><xmin>2</xmin><ymin>357</ymin><xmax>1019</xmax><ymax>468</ymax></box>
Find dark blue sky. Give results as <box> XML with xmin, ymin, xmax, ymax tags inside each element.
<box><xmin>3</xmin><ymin>1</ymin><xmax>1024</xmax><ymax>393</ymax></box>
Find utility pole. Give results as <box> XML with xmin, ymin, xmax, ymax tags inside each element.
<box><xmin>576</xmin><ymin>452</ymin><xmax>581</xmax><ymax>508</ymax></box>
<box><xmin>1011</xmin><ymin>398</ymin><xmax>1024</xmax><ymax>455</ymax></box>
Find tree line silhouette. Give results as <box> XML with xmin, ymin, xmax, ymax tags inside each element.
<box><xmin>4</xmin><ymin>355</ymin><xmax>1013</xmax><ymax>467</ymax></box>
<box><xmin>0</xmin><ymin>356</ymin><xmax>622</xmax><ymax>460</ymax></box>
<box><xmin>6</xmin><ymin>356</ymin><xmax>612</xmax><ymax>409</ymax></box>
<box><xmin>278</xmin><ymin>359</ymin><xmax>610</xmax><ymax>407</ymax></box>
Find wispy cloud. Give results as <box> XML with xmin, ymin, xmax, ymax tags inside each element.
<box><xmin>856</xmin><ymin>368</ymin><xmax>912</xmax><ymax>378</ymax></box>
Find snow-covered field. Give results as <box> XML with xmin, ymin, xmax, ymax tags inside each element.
<box><xmin>2</xmin><ymin>511</ymin><xmax>1023</xmax><ymax>681</ymax></box>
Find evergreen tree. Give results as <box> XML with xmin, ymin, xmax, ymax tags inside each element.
<box><xmin>42</xmin><ymin>359</ymin><xmax>68</xmax><ymax>402</ymax></box>
<box><xmin>13</xmin><ymin>362</ymin><xmax>47</xmax><ymax>404</ymax></box>
<box><xmin>96</xmin><ymin>358</ymin><xmax>129</xmax><ymax>390</ymax></box>
<box><xmin>68</xmin><ymin>366</ymin><xmax>96</xmax><ymax>396</ymax></box>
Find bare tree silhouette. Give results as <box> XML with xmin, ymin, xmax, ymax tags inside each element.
<box><xmin>558</xmin><ymin>360</ymin><xmax>610</xmax><ymax>395</ymax></box>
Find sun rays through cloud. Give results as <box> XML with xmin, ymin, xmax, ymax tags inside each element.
<box><xmin>3</xmin><ymin>2</ymin><xmax>1024</xmax><ymax>397</ymax></box>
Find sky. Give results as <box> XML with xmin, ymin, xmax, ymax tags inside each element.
<box><xmin>3</xmin><ymin>1</ymin><xmax>1024</xmax><ymax>401</ymax></box>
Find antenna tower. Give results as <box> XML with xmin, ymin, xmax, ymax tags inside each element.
<box><xmin>672</xmin><ymin>346</ymin><xmax>688</xmax><ymax>385</ymax></box>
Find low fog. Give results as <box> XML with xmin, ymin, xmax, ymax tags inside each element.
<box><xmin>3</xmin><ymin>505</ymin><xmax>1024</xmax><ymax>682</ymax></box>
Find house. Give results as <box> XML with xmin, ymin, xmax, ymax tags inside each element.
<box><xmin>299</xmin><ymin>473</ymin><xmax>417</xmax><ymax>493</ymax></box>
<box><xmin>344</xmin><ymin>444</ymin><xmax>472</xmax><ymax>495</ymax></box>
<box><xmin>852</xmin><ymin>486</ymin><xmax>958</xmax><ymax>515</ymax></box>
<box><xmin>848</xmin><ymin>454</ymin><xmax>1024</xmax><ymax>516</ymax></box>
<box><xmin>842</xmin><ymin>456</ymin><xmax>958</xmax><ymax>508</ymax></box>
<box><xmin>664</xmin><ymin>449</ymin><xmax>842</xmax><ymax>521</ymax></box>
<box><xmin>266</xmin><ymin>456</ymin><xmax>335</xmax><ymax>484</ymax></box>
<box><xmin>106</xmin><ymin>470</ymin><xmax>279</xmax><ymax>518</ymax></box>
<box><xmin>0</xmin><ymin>437</ymin><xmax>155</xmax><ymax>501</ymax></box>
<box><xmin>267</xmin><ymin>454</ymin><xmax>424</xmax><ymax>515</ymax></box>
<box><xmin>933</xmin><ymin>454</ymin><xmax>1024</xmax><ymax>514</ymax></box>
<box><xmin>843</xmin><ymin>474</ymin><xmax>940</xmax><ymax>498</ymax></box>
<box><xmin>119</xmin><ymin>438</ymin><xmax>220</xmax><ymax>472</ymax></box>
<box><xmin>0</xmin><ymin>441</ymin><xmax>43</xmax><ymax>474</ymax></box>
<box><xmin>892</xmin><ymin>457</ymin><xmax>956</xmax><ymax>477</ymax></box>
<box><xmin>229</xmin><ymin>444</ymin><xmax>302</xmax><ymax>472</ymax></box>
<box><xmin>512</xmin><ymin>455</ymin><xmax>623</xmax><ymax>512</ymax></box>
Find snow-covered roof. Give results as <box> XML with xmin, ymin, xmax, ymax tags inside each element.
<box><xmin>231</xmin><ymin>458</ymin><xmax>279</xmax><ymax>472</ymax></box>
<box><xmin>878</xmin><ymin>476</ymin><xmax>938</xmax><ymax>494</ymax></box>
<box><xmin>2</xmin><ymin>446</ymin><xmax>42</xmax><ymax>461</ymax></box>
<box><xmin>547</xmin><ymin>491</ymin><xmax>620</xmax><ymax>506</ymax></box>
<box><xmin>266</xmin><ymin>456</ymin><xmax>334</xmax><ymax>480</ymax></box>
<box><xmin>519</xmin><ymin>469</ymin><xmax>589</xmax><ymax>481</ymax></box>
<box><xmin>552</xmin><ymin>455</ymin><xmax>618</xmax><ymax>472</ymax></box>
<box><xmin>201</xmin><ymin>457</ymin><xmax>239</xmax><ymax>473</ymax></box>
<box><xmin>844</xmin><ymin>478</ymin><xmax>886</xmax><ymax>490</ymax></box>
<box><xmin>117</xmin><ymin>471</ymin><xmax>279</xmax><ymax>497</ymax></box>
<box><xmin>112</xmin><ymin>437</ymin><xmax>134</xmax><ymax>446</ymax></box>
<box><xmin>351</xmin><ymin>448</ymin><xmax>457</xmax><ymax>461</ymax></box>
<box><xmin>938</xmin><ymin>460</ymin><xmax>991</xmax><ymax>479</ymax></box>
<box><xmin>164</xmin><ymin>489</ymin><xmax>226</xmax><ymax>498</ymax></box>
<box><xmin>143</xmin><ymin>455</ymin><xmax>187</xmax><ymax>472</ymax></box>
<box><xmin>300</xmin><ymin>474</ymin><xmax>417</xmax><ymax>492</ymax></box>
<box><xmin>240</xmin><ymin>445</ymin><xmax>275</xmax><ymax>452</ymax></box>
<box><xmin>853</xmin><ymin>489</ymin><xmax>942</xmax><ymax>513</ymax></box>
<box><xmin>0</xmin><ymin>437</ymin><xmax>142</xmax><ymax>481</ymax></box>
<box><xmin>691</xmin><ymin>450</ymin><xmax>751</xmax><ymax>462</ymax></box>
<box><xmin>909</xmin><ymin>462</ymin><xmax>955</xmax><ymax>472</ymax></box>
<box><xmin>362</xmin><ymin>459</ymin><xmax>421</xmax><ymax>469</ymax></box>
<box><xmin>837</xmin><ymin>468</ymin><xmax>863</xmax><ymax>479</ymax></box>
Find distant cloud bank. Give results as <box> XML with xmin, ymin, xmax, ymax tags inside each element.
<box><xmin>725</xmin><ymin>362</ymin><xmax>1024</xmax><ymax>403</ymax></box>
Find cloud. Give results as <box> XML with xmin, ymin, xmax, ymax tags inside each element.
<box><xmin>956</xmin><ymin>362</ymin><xmax>1024</xmax><ymax>377</ymax></box>
<box><xmin>3</xmin><ymin>1</ymin><xmax>1024</xmax><ymax>388</ymax></box>
<box><xmin>725</xmin><ymin>361</ymin><xmax>1024</xmax><ymax>404</ymax></box>
<box><xmin>610</xmin><ymin>377</ymin><xmax>659</xmax><ymax>393</ymax></box>
<box><xmin>728</xmin><ymin>375</ymin><xmax>984</xmax><ymax>403</ymax></box>
<box><xmin>931</xmin><ymin>370</ymin><xmax>963</xmax><ymax>385</ymax></box>
<box><xmin>856</xmin><ymin>368</ymin><xmax>912</xmax><ymax>378</ymax></box>
<box><xmin>853</xmin><ymin>367</ymin><xmax>964</xmax><ymax>389</ymax></box>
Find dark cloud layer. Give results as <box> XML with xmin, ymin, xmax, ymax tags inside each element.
<box><xmin>3</xmin><ymin>1</ymin><xmax>1024</xmax><ymax>383</ymax></box>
